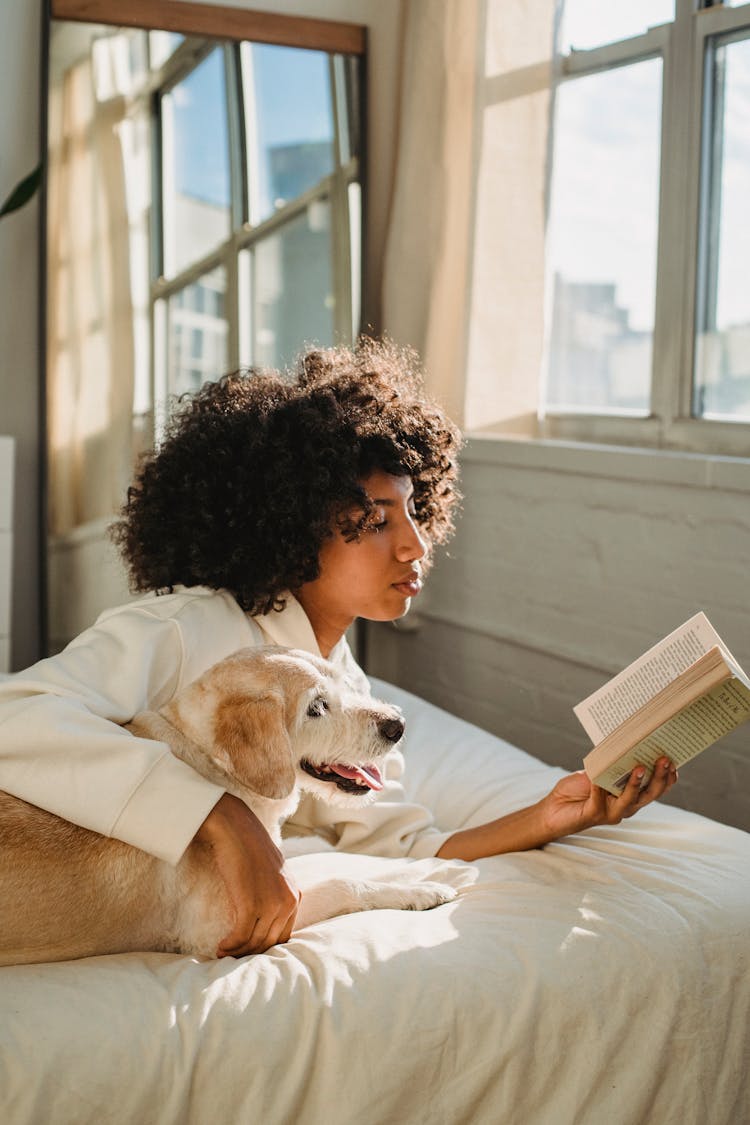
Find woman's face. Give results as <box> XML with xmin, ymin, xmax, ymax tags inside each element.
<box><xmin>295</xmin><ymin>471</ymin><xmax>428</xmax><ymax>645</ymax></box>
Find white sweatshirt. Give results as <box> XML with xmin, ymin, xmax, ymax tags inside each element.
<box><xmin>0</xmin><ymin>587</ymin><xmax>451</xmax><ymax>864</ymax></box>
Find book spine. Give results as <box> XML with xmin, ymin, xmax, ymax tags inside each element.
<box><xmin>588</xmin><ymin>677</ymin><xmax>750</xmax><ymax>796</ymax></box>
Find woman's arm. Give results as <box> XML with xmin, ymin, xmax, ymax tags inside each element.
<box><xmin>0</xmin><ymin>590</ymin><xmax>250</xmax><ymax>863</ymax></box>
<box><xmin>0</xmin><ymin>591</ymin><xmax>302</xmax><ymax>953</ymax></box>
<box><xmin>436</xmin><ymin>757</ymin><xmax>678</xmax><ymax>861</ymax></box>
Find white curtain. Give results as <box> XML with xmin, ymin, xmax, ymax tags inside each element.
<box><xmin>381</xmin><ymin>0</ymin><xmax>558</xmax><ymax>432</ymax></box>
<box><xmin>381</xmin><ymin>0</ymin><xmax>480</xmax><ymax>427</ymax></box>
<box><xmin>46</xmin><ymin>40</ymin><xmax>143</xmax><ymax>536</ymax></box>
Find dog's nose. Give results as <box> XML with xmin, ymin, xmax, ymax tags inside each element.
<box><xmin>377</xmin><ymin>716</ymin><xmax>405</xmax><ymax>744</ymax></box>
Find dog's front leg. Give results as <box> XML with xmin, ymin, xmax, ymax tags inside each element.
<box><xmin>293</xmin><ymin>876</ymin><xmax>457</xmax><ymax>929</ymax></box>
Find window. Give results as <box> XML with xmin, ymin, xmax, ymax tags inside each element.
<box><xmin>151</xmin><ymin>35</ymin><xmax>362</xmax><ymax>419</ymax></box>
<box><xmin>93</xmin><ymin>28</ymin><xmax>362</xmax><ymax>436</ymax></box>
<box><xmin>694</xmin><ymin>31</ymin><xmax>750</xmax><ymax>419</ymax></box>
<box><xmin>542</xmin><ymin>0</ymin><xmax>750</xmax><ymax>454</ymax></box>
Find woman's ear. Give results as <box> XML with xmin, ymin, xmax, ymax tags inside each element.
<box><xmin>212</xmin><ymin>691</ymin><xmax>297</xmax><ymax>799</ymax></box>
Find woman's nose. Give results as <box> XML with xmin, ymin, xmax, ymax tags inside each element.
<box><xmin>396</xmin><ymin>517</ymin><xmax>427</xmax><ymax>561</ymax></box>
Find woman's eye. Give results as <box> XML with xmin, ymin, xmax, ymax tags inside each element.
<box><xmin>362</xmin><ymin>513</ymin><xmax>387</xmax><ymax>533</ymax></box>
<box><xmin>307</xmin><ymin>697</ymin><xmax>329</xmax><ymax>718</ymax></box>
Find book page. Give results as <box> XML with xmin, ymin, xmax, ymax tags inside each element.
<box><xmin>586</xmin><ymin>676</ymin><xmax>750</xmax><ymax>795</ymax></box>
<box><xmin>574</xmin><ymin>612</ymin><xmax>731</xmax><ymax>744</ymax></box>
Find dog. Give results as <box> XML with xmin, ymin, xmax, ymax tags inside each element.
<box><xmin>0</xmin><ymin>646</ymin><xmax>461</xmax><ymax>965</ymax></box>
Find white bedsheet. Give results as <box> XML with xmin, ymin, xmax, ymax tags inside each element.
<box><xmin>2</xmin><ymin>678</ymin><xmax>749</xmax><ymax>1125</ymax></box>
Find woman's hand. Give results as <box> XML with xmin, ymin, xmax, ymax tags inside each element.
<box><xmin>539</xmin><ymin>757</ymin><xmax>678</xmax><ymax>841</ymax></box>
<box><xmin>193</xmin><ymin>793</ymin><xmax>301</xmax><ymax>957</ymax></box>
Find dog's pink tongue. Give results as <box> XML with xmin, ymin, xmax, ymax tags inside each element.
<box><xmin>330</xmin><ymin>763</ymin><xmax>384</xmax><ymax>790</ymax></box>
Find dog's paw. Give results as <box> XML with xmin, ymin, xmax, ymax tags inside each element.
<box><xmin>359</xmin><ymin>879</ymin><xmax>458</xmax><ymax>913</ymax></box>
<box><xmin>402</xmin><ymin>881</ymin><xmax>459</xmax><ymax>911</ymax></box>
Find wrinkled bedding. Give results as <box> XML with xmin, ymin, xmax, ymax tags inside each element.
<box><xmin>2</xmin><ymin>677</ymin><xmax>749</xmax><ymax>1125</ymax></box>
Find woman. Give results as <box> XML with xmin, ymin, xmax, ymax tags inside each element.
<box><xmin>0</xmin><ymin>339</ymin><xmax>677</xmax><ymax>958</ymax></box>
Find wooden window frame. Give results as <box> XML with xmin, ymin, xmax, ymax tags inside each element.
<box><xmin>50</xmin><ymin>0</ymin><xmax>366</xmax><ymax>56</ymax></box>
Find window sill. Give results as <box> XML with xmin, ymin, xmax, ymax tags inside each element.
<box><xmin>463</xmin><ymin>431</ymin><xmax>750</xmax><ymax>494</ymax></box>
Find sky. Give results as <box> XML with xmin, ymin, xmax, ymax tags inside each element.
<box><xmin>169</xmin><ymin>43</ymin><xmax>333</xmax><ymax>210</ymax></box>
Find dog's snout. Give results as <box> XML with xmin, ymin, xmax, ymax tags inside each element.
<box><xmin>377</xmin><ymin>716</ymin><xmax>405</xmax><ymax>744</ymax></box>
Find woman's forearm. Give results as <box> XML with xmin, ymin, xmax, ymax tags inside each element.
<box><xmin>435</xmin><ymin>760</ymin><xmax>679</xmax><ymax>861</ymax></box>
<box><xmin>436</xmin><ymin>801</ymin><xmax>555</xmax><ymax>861</ymax></box>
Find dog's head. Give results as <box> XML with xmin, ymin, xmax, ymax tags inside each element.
<box><xmin>161</xmin><ymin>646</ymin><xmax>404</xmax><ymax>806</ymax></box>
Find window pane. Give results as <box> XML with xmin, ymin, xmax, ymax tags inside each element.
<box><xmin>694</xmin><ymin>35</ymin><xmax>750</xmax><ymax>420</ymax></box>
<box><xmin>544</xmin><ymin>60</ymin><xmax>662</xmax><ymax>413</ymax></box>
<box><xmin>244</xmin><ymin>44</ymin><xmax>335</xmax><ymax>224</ymax></box>
<box><xmin>161</xmin><ymin>48</ymin><xmax>231</xmax><ymax>276</ymax></box>
<box><xmin>560</xmin><ymin>0</ymin><xmax>673</xmax><ymax>52</ymax></box>
<box><xmin>168</xmin><ymin>267</ymin><xmax>227</xmax><ymax>397</ymax></box>
<box><xmin>251</xmin><ymin>202</ymin><xmax>334</xmax><ymax>368</ymax></box>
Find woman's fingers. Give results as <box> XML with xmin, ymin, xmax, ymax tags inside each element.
<box><xmin>217</xmin><ymin>884</ymin><xmax>299</xmax><ymax>956</ymax></box>
<box><xmin>194</xmin><ymin>793</ymin><xmax>301</xmax><ymax>957</ymax></box>
<box><xmin>219</xmin><ymin>922</ymin><xmax>272</xmax><ymax>959</ymax></box>
<box><xmin>638</xmin><ymin>757</ymin><xmax>675</xmax><ymax>802</ymax></box>
<box><xmin>609</xmin><ymin>757</ymin><xmax>676</xmax><ymax>821</ymax></box>
<box><xmin>217</xmin><ymin>905</ymin><xmax>294</xmax><ymax>957</ymax></box>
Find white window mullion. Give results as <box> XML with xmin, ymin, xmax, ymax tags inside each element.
<box><xmin>224</xmin><ymin>243</ymin><xmax>240</xmax><ymax>372</ymax></box>
<box><xmin>152</xmin><ymin>297</ymin><xmax>169</xmax><ymax>443</ymax></box>
<box><xmin>561</xmin><ymin>26</ymin><xmax>667</xmax><ymax>79</ymax></box>
<box><xmin>237</xmin><ymin>248</ymin><xmax>253</xmax><ymax>368</ymax></box>
<box><xmin>239</xmin><ymin>42</ymin><xmax>261</xmax><ymax>227</ymax></box>
<box><xmin>650</xmin><ymin>0</ymin><xmax>698</xmax><ymax>429</ymax></box>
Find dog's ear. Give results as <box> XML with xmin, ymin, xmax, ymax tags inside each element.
<box><xmin>212</xmin><ymin>691</ymin><xmax>296</xmax><ymax>799</ymax></box>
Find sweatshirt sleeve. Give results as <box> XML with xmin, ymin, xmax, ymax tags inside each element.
<box><xmin>0</xmin><ymin>596</ymin><xmax>237</xmax><ymax>865</ymax></box>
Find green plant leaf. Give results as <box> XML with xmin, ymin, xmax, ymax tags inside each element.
<box><xmin>0</xmin><ymin>164</ymin><xmax>43</xmax><ymax>219</ymax></box>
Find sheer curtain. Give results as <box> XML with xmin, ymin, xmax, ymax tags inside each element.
<box><xmin>46</xmin><ymin>39</ymin><xmax>143</xmax><ymax>536</ymax></box>
<box><xmin>381</xmin><ymin>0</ymin><xmax>558</xmax><ymax>432</ymax></box>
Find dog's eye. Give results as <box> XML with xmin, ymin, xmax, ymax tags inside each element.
<box><xmin>307</xmin><ymin>697</ymin><xmax>329</xmax><ymax>718</ymax></box>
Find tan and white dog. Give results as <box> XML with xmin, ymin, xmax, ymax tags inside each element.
<box><xmin>0</xmin><ymin>646</ymin><xmax>460</xmax><ymax>965</ymax></box>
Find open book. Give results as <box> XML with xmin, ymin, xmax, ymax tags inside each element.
<box><xmin>574</xmin><ymin>612</ymin><xmax>750</xmax><ymax>796</ymax></box>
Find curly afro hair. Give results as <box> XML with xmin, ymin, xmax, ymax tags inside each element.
<box><xmin>111</xmin><ymin>338</ymin><xmax>462</xmax><ymax>615</ymax></box>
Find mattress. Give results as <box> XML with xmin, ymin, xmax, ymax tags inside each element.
<box><xmin>1</xmin><ymin>677</ymin><xmax>748</xmax><ymax>1125</ymax></box>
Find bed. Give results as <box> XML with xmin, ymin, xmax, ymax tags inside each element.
<box><xmin>2</xmin><ymin>676</ymin><xmax>749</xmax><ymax>1125</ymax></box>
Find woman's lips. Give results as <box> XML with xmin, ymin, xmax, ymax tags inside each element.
<box><xmin>392</xmin><ymin>577</ymin><xmax>422</xmax><ymax>597</ymax></box>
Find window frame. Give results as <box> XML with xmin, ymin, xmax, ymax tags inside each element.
<box><xmin>542</xmin><ymin>0</ymin><xmax>750</xmax><ymax>457</ymax></box>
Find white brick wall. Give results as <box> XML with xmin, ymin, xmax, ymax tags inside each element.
<box><xmin>367</xmin><ymin>437</ymin><xmax>750</xmax><ymax>833</ymax></box>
